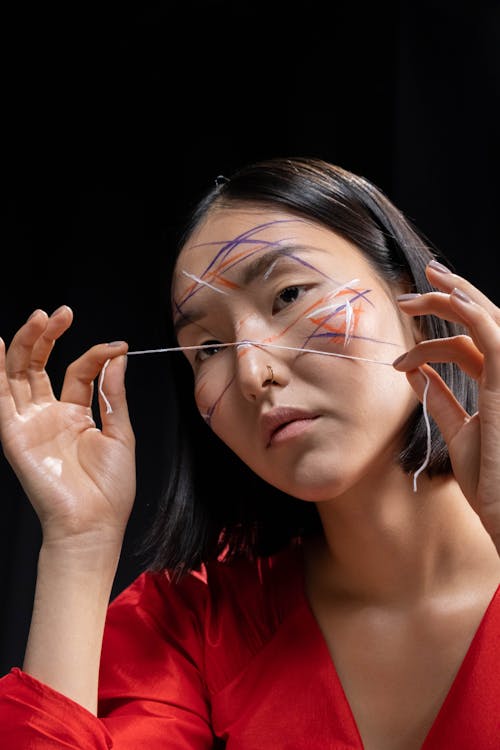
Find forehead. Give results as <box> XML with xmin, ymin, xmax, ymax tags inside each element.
<box><xmin>173</xmin><ymin>207</ymin><xmax>372</xmax><ymax>299</ymax></box>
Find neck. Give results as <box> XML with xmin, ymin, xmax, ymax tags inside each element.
<box><xmin>306</xmin><ymin>467</ymin><xmax>499</xmax><ymax>606</ymax></box>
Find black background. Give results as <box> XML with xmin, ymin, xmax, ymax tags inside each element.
<box><xmin>1</xmin><ymin>1</ymin><xmax>499</xmax><ymax>674</ymax></box>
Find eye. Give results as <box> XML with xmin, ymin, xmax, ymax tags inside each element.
<box><xmin>273</xmin><ymin>285</ymin><xmax>307</xmax><ymax>313</ymax></box>
<box><xmin>195</xmin><ymin>340</ymin><xmax>224</xmax><ymax>363</ymax></box>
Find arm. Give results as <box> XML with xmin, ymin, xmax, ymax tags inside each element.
<box><xmin>23</xmin><ymin>538</ymin><xmax>122</xmax><ymax>714</ymax></box>
<box><xmin>0</xmin><ymin>308</ymin><xmax>215</xmax><ymax>749</ymax></box>
<box><xmin>0</xmin><ymin>306</ymin><xmax>135</xmax><ymax>713</ymax></box>
<box><xmin>1</xmin><ymin>571</ymin><xmax>215</xmax><ymax>750</ymax></box>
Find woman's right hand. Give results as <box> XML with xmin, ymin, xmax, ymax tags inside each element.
<box><xmin>0</xmin><ymin>306</ymin><xmax>136</xmax><ymax>550</ymax></box>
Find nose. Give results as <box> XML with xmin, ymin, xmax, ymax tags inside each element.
<box><xmin>234</xmin><ymin>342</ymin><xmax>288</xmax><ymax>401</ymax></box>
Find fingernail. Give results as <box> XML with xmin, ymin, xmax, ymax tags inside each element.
<box><xmin>392</xmin><ymin>353</ymin><xmax>407</xmax><ymax>367</ymax></box>
<box><xmin>107</xmin><ymin>340</ymin><xmax>126</xmax><ymax>346</ymax></box>
<box><xmin>396</xmin><ymin>293</ymin><xmax>421</xmax><ymax>302</ymax></box>
<box><xmin>428</xmin><ymin>259</ymin><xmax>451</xmax><ymax>274</ymax></box>
<box><xmin>451</xmin><ymin>287</ymin><xmax>471</xmax><ymax>304</ymax></box>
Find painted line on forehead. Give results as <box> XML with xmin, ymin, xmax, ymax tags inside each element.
<box><xmin>174</xmin><ymin>242</ymin><xmax>351</xmax><ymax>332</ymax></box>
<box><xmin>175</xmin><ymin>236</ymin><xmax>355</xmax><ymax>324</ymax></box>
<box><xmin>177</xmin><ymin>238</ymin><xmax>286</xmax><ymax>310</ymax></box>
<box><xmin>179</xmin><ymin>214</ymin><xmax>324</xmax><ymax>308</ymax></box>
<box><xmin>263</xmin><ymin>258</ymin><xmax>279</xmax><ymax>279</ymax></box>
<box><xmin>282</xmin><ymin>253</ymin><xmax>363</xmax><ymax>291</ymax></box>
<box><xmin>181</xmin><ymin>270</ymin><xmax>230</xmax><ymax>295</ymax></box>
<box><xmin>174</xmin><ymin>240</ymin><xmax>307</xmax><ymax>330</ymax></box>
<box><xmin>191</xmin><ymin>219</ymin><xmax>302</xmax><ymax>277</ymax></box>
<box><xmin>207</xmin><ymin>219</ymin><xmax>306</xmax><ymax>265</ymax></box>
<box><xmin>219</xmin><ymin>244</ymin><xmax>350</xmax><ymax>289</ymax></box>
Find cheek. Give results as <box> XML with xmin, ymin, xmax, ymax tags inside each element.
<box><xmin>289</xmin><ymin>291</ymin><xmax>366</xmax><ymax>350</ymax></box>
<box><xmin>193</xmin><ymin>364</ymin><xmax>235</xmax><ymax>427</ymax></box>
<box><xmin>353</xmin><ymin>367</ymin><xmax>418</xmax><ymax>434</ymax></box>
<box><xmin>194</xmin><ymin>373</ymin><xmax>219</xmax><ymax>423</ymax></box>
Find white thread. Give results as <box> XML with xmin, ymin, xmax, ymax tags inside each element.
<box><xmin>98</xmin><ymin>358</ymin><xmax>113</xmax><ymax>414</ymax></box>
<box><xmin>412</xmin><ymin>368</ymin><xmax>431</xmax><ymax>492</ymax></box>
<box><xmin>127</xmin><ymin>340</ymin><xmax>396</xmax><ymax>365</ymax></box>
<box><xmin>125</xmin><ymin>341</ymin><xmax>433</xmax><ymax>493</ymax></box>
<box><xmin>181</xmin><ymin>270</ymin><xmax>229</xmax><ymax>295</ymax></box>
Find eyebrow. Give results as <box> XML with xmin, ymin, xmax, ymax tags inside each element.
<box><xmin>173</xmin><ymin>244</ymin><xmax>323</xmax><ymax>337</ymax></box>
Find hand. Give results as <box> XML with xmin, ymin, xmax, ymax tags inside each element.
<box><xmin>0</xmin><ymin>306</ymin><xmax>136</xmax><ymax>549</ymax></box>
<box><xmin>393</xmin><ymin>261</ymin><xmax>500</xmax><ymax>552</ymax></box>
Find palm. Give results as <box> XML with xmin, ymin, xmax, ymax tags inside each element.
<box><xmin>0</xmin><ymin>307</ymin><xmax>135</xmax><ymax>545</ymax></box>
<box><xmin>2</xmin><ymin>398</ymin><xmax>135</xmax><ymax>536</ymax></box>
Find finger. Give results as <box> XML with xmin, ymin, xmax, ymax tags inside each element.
<box><xmin>97</xmin><ymin>354</ymin><xmax>135</xmax><ymax>443</ymax></box>
<box><xmin>0</xmin><ymin>337</ymin><xmax>19</xmax><ymax>425</ymax></box>
<box><xmin>405</xmin><ymin>364</ymin><xmax>470</xmax><ymax>447</ymax></box>
<box><xmin>397</xmin><ymin>291</ymin><xmax>473</xmax><ymax>327</ymax></box>
<box><xmin>28</xmin><ymin>305</ymin><xmax>74</xmax><ymax>403</ymax></box>
<box><xmin>60</xmin><ymin>341</ymin><xmax>129</xmax><ymax>408</ymax></box>
<box><xmin>425</xmin><ymin>260</ymin><xmax>500</xmax><ymax>322</ymax></box>
<box><xmin>447</xmin><ymin>288</ymin><xmax>500</xmax><ymax>387</ymax></box>
<box><xmin>397</xmin><ymin>288</ymin><xmax>500</xmax><ymax>371</ymax></box>
<box><xmin>393</xmin><ymin>335</ymin><xmax>484</xmax><ymax>380</ymax></box>
<box><xmin>5</xmin><ymin>309</ymin><xmax>49</xmax><ymax>410</ymax></box>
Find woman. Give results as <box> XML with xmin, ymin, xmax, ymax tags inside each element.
<box><xmin>0</xmin><ymin>157</ymin><xmax>499</xmax><ymax>750</ymax></box>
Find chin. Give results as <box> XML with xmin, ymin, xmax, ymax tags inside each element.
<box><xmin>269</xmin><ymin>469</ymin><xmax>349</xmax><ymax>503</ymax></box>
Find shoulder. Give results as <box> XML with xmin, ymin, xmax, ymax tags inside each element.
<box><xmin>108</xmin><ymin>540</ymin><xmax>304</xmax><ymax>623</ymax></box>
<box><xmin>104</xmin><ymin>541</ymin><xmax>305</xmax><ymax>693</ymax></box>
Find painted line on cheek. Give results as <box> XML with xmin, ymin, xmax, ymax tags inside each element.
<box><xmin>124</xmin><ymin>340</ymin><xmax>432</xmax><ymax>492</ymax></box>
<box><xmin>126</xmin><ymin>341</ymin><xmax>397</xmax><ymax>364</ymax></box>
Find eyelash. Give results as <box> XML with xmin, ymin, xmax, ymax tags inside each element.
<box><xmin>195</xmin><ymin>341</ymin><xmax>224</xmax><ymax>362</ymax></box>
<box><xmin>195</xmin><ymin>284</ymin><xmax>309</xmax><ymax>363</ymax></box>
<box><xmin>272</xmin><ymin>284</ymin><xmax>307</xmax><ymax>313</ymax></box>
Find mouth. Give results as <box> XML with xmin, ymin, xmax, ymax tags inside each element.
<box><xmin>261</xmin><ymin>407</ymin><xmax>320</xmax><ymax>448</ymax></box>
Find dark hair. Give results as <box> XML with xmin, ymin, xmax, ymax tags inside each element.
<box><xmin>139</xmin><ymin>156</ymin><xmax>477</xmax><ymax>577</ymax></box>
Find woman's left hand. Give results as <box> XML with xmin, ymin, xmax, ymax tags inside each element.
<box><xmin>394</xmin><ymin>260</ymin><xmax>500</xmax><ymax>555</ymax></box>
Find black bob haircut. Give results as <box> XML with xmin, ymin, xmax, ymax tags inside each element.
<box><xmin>139</xmin><ymin>156</ymin><xmax>477</xmax><ymax>577</ymax></box>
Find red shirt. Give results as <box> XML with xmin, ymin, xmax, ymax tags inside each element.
<box><xmin>1</xmin><ymin>543</ymin><xmax>499</xmax><ymax>749</ymax></box>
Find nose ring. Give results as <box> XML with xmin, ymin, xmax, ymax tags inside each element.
<box><xmin>266</xmin><ymin>364</ymin><xmax>274</xmax><ymax>382</ymax></box>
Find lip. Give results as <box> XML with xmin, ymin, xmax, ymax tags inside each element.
<box><xmin>260</xmin><ymin>407</ymin><xmax>320</xmax><ymax>448</ymax></box>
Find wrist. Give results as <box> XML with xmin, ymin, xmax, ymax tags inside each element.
<box><xmin>38</xmin><ymin>534</ymin><xmax>123</xmax><ymax>577</ymax></box>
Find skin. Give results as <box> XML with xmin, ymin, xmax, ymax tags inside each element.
<box><xmin>174</xmin><ymin>209</ymin><xmax>421</xmax><ymax>501</ymax></box>
<box><xmin>174</xmin><ymin>206</ymin><xmax>500</xmax><ymax>750</ymax></box>
<box><xmin>0</xmin><ymin>204</ymin><xmax>498</xmax><ymax>747</ymax></box>
<box><xmin>0</xmin><ymin>308</ymin><xmax>134</xmax><ymax>712</ymax></box>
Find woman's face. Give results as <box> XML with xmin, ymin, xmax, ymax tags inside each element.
<box><xmin>172</xmin><ymin>206</ymin><xmax>420</xmax><ymax>501</ymax></box>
